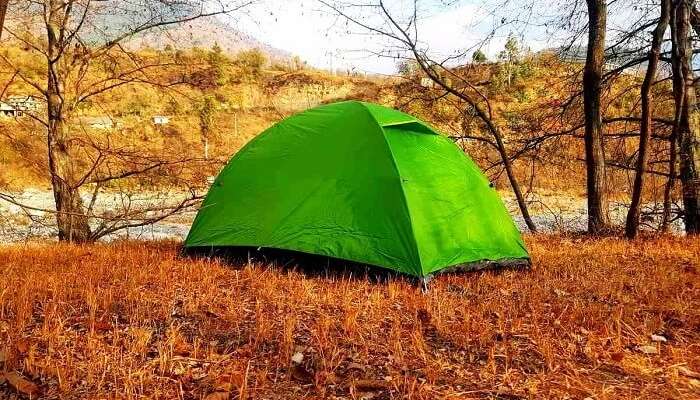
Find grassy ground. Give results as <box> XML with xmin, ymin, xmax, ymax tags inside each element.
<box><xmin>0</xmin><ymin>235</ymin><xmax>698</xmax><ymax>399</ymax></box>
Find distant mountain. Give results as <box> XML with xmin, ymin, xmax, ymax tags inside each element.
<box><xmin>127</xmin><ymin>16</ymin><xmax>293</xmax><ymax>62</ymax></box>
<box><xmin>4</xmin><ymin>10</ymin><xmax>294</xmax><ymax>63</ymax></box>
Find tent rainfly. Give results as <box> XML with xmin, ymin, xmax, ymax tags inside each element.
<box><xmin>185</xmin><ymin>101</ymin><xmax>529</xmax><ymax>277</ymax></box>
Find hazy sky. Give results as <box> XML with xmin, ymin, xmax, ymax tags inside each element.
<box><xmin>228</xmin><ymin>0</ymin><xmax>641</xmax><ymax>75</ymax></box>
<box><xmin>232</xmin><ymin>0</ymin><xmax>555</xmax><ymax>75</ymax></box>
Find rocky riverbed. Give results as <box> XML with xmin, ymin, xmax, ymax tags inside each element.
<box><xmin>0</xmin><ymin>189</ymin><xmax>682</xmax><ymax>243</ymax></box>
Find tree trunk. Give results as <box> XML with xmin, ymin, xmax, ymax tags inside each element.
<box><xmin>661</xmin><ymin>130</ymin><xmax>679</xmax><ymax>231</ymax></box>
<box><xmin>46</xmin><ymin>0</ymin><xmax>91</xmax><ymax>242</ymax></box>
<box><xmin>483</xmin><ymin>117</ymin><xmax>538</xmax><ymax>232</ymax></box>
<box><xmin>671</xmin><ymin>0</ymin><xmax>700</xmax><ymax>234</ymax></box>
<box><xmin>665</xmin><ymin>2</ymin><xmax>686</xmax><ymax>232</ymax></box>
<box><xmin>583</xmin><ymin>0</ymin><xmax>610</xmax><ymax>234</ymax></box>
<box><xmin>690</xmin><ymin>4</ymin><xmax>700</xmax><ymax>36</ymax></box>
<box><xmin>0</xmin><ymin>0</ymin><xmax>8</xmax><ymax>40</ymax></box>
<box><xmin>626</xmin><ymin>0</ymin><xmax>670</xmax><ymax>238</ymax></box>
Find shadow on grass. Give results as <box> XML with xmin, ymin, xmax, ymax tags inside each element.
<box><xmin>181</xmin><ymin>246</ymin><xmax>409</xmax><ymax>284</ymax></box>
<box><xmin>181</xmin><ymin>246</ymin><xmax>531</xmax><ymax>287</ymax></box>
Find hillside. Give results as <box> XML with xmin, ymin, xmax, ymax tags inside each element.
<box><xmin>0</xmin><ymin>44</ymin><xmax>675</xmax><ymax>235</ymax></box>
<box><xmin>126</xmin><ymin>16</ymin><xmax>293</xmax><ymax>62</ymax></box>
<box><xmin>0</xmin><ymin>41</ymin><xmax>391</xmax><ymax>190</ymax></box>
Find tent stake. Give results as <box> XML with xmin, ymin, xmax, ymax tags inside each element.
<box><xmin>421</xmin><ymin>276</ymin><xmax>432</xmax><ymax>293</ymax></box>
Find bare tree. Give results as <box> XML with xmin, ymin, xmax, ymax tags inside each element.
<box><xmin>198</xmin><ymin>95</ymin><xmax>216</xmax><ymax>160</ymax></box>
<box><xmin>625</xmin><ymin>0</ymin><xmax>670</xmax><ymax>238</ymax></box>
<box><xmin>493</xmin><ymin>0</ymin><xmax>684</xmax><ymax>234</ymax></box>
<box><xmin>583</xmin><ymin>0</ymin><xmax>610</xmax><ymax>234</ymax></box>
<box><xmin>670</xmin><ymin>0</ymin><xmax>700</xmax><ymax>234</ymax></box>
<box><xmin>321</xmin><ymin>0</ymin><xmax>538</xmax><ymax>232</ymax></box>
<box><xmin>0</xmin><ymin>0</ymin><xmax>254</xmax><ymax>242</ymax></box>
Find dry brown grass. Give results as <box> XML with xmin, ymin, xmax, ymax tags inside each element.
<box><xmin>0</xmin><ymin>235</ymin><xmax>699</xmax><ymax>399</ymax></box>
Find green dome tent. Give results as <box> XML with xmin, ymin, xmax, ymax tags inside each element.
<box><xmin>185</xmin><ymin>101</ymin><xmax>529</xmax><ymax>277</ymax></box>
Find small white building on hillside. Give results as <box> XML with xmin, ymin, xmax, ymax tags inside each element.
<box><xmin>0</xmin><ymin>102</ymin><xmax>16</xmax><ymax>117</ymax></box>
<box><xmin>8</xmin><ymin>95</ymin><xmax>41</xmax><ymax>112</ymax></box>
<box><xmin>152</xmin><ymin>116</ymin><xmax>171</xmax><ymax>125</ymax></box>
<box><xmin>0</xmin><ymin>95</ymin><xmax>42</xmax><ymax>117</ymax></box>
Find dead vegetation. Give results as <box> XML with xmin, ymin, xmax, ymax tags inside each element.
<box><xmin>0</xmin><ymin>235</ymin><xmax>698</xmax><ymax>399</ymax></box>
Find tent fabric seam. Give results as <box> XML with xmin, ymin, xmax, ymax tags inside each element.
<box><xmin>357</xmin><ymin>102</ymin><xmax>424</xmax><ymax>275</ymax></box>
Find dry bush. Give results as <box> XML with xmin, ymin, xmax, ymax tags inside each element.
<box><xmin>0</xmin><ymin>236</ymin><xmax>698</xmax><ymax>399</ymax></box>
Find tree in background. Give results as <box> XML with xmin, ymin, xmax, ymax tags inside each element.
<box><xmin>187</xmin><ymin>45</ymin><xmax>231</xmax><ymax>90</ymax></box>
<box><xmin>498</xmin><ymin>34</ymin><xmax>520</xmax><ymax>86</ymax></box>
<box><xmin>582</xmin><ymin>0</ymin><xmax>610</xmax><ymax>234</ymax></box>
<box><xmin>291</xmin><ymin>55</ymin><xmax>307</xmax><ymax>71</ymax></box>
<box><xmin>0</xmin><ymin>0</ymin><xmax>254</xmax><ymax>242</ymax></box>
<box><xmin>472</xmin><ymin>49</ymin><xmax>487</xmax><ymax>64</ymax></box>
<box><xmin>397</xmin><ymin>59</ymin><xmax>420</xmax><ymax>76</ymax></box>
<box><xmin>670</xmin><ymin>0</ymin><xmax>700</xmax><ymax>234</ymax></box>
<box><xmin>198</xmin><ymin>95</ymin><xmax>217</xmax><ymax>160</ymax></box>
<box><xmin>625</xmin><ymin>0</ymin><xmax>670</xmax><ymax>238</ymax></box>
<box><xmin>235</xmin><ymin>48</ymin><xmax>267</xmax><ymax>79</ymax></box>
<box><xmin>208</xmin><ymin>42</ymin><xmax>229</xmax><ymax>87</ymax></box>
<box><xmin>494</xmin><ymin>35</ymin><xmax>533</xmax><ymax>90</ymax></box>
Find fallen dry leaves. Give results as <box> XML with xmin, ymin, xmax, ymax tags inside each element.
<box><xmin>0</xmin><ymin>235</ymin><xmax>698</xmax><ymax>399</ymax></box>
<box><xmin>3</xmin><ymin>371</ymin><xmax>39</xmax><ymax>396</ymax></box>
